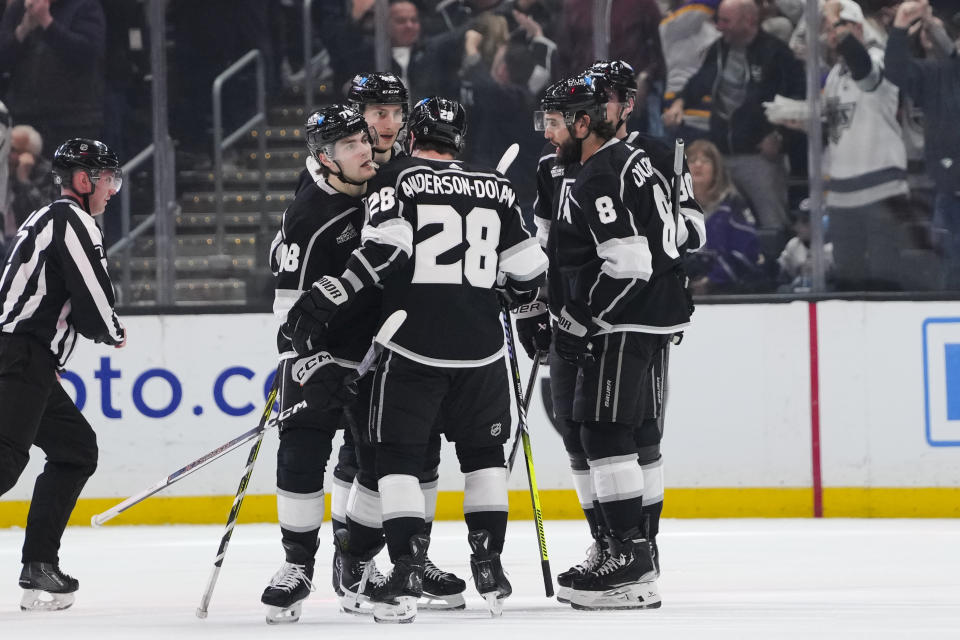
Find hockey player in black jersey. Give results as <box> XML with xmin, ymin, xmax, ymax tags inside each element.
<box><xmin>285</xmin><ymin>97</ymin><xmax>548</xmax><ymax>623</ymax></box>
<box><xmin>586</xmin><ymin>59</ymin><xmax>705</xmax><ymax>583</ymax></box>
<box><xmin>260</xmin><ymin>104</ymin><xmax>382</xmax><ymax>624</ymax></box>
<box><xmin>538</xmin><ymin>72</ymin><xmax>693</xmax><ymax>610</ymax></box>
<box><xmin>333</xmin><ymin>72</ymin><xmax>468</xmax><ymax>614</ymax></box>
<box><xmin>348</xmin><ymin>72</ymin><xmax>409</xmax><ymax>165</ymax></box>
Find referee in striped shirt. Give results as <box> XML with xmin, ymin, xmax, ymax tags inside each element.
<box><xmin>0</xmin><ymin>138</ymin><xmax>126</xmax><ymax>611</ymax></box>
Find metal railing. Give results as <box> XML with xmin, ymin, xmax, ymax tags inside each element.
<box><xmin>212</xmin><ymin>48</ymin><xmax>267</xmax><ymax>254</ymax></box>
<box><xmin>303</xmin><ymin>0</ymin><xmax>314</xmax><ymax>114</ymax></box>
<box><xmin>108</xmin><ymin>143</ymin><xmax>154</xmax><ymax>304</ymax></box>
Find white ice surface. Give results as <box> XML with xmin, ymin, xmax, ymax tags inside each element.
<box><xmin>1</xmin><ymin>519</ymin><xmax>959</xmax><ymax>639</ymax></box>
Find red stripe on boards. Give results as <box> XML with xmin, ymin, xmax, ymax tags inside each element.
<box><xmin>808</xmin><ymin>302</ymin><xmax>823</xmax><ymax>517</ymax></box>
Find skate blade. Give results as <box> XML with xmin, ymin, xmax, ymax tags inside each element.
<box><xmin>568</xmin><ymin>581</ymin><xmax>661</xmax><ymax>611</ymax></box>
<box><xmin>339</xmin><ymin>590</ymin><xmax>374</xmax><ymax>616</ymax></box>
<box><xmin>264</xmin><ymin>602</ymin><xmax>302</xmax><ymax>624</ymax></box>
<box><xmin>20</xmin><ymin>589</ymin><xmax>75</xmax><ymax>612</ymax></box>
<box><xmin>555</xmin><ymin>586</ymin><xmax>572</xmax><ymax>604</ymax></box>
<box><xmin>419</xmin><ymin>592</ymin><xmax>466</xmax><ymax>610</ymax></box>
<box><xmin>373</xmin><ymin>596</ymin><xmax>417</xmax><ymax>624</ymax></box>
<box><xmin>482</xmin><ymin>592</ymin><xmax>504</xmax><ymax>617</ymax></box>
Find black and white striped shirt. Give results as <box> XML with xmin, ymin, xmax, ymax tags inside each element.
<box><xmin>0</xmin><ymin>196</ymin><xmax>124</xmax><ymax>367</ymax></box>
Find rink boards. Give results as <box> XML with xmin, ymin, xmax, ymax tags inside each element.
<box><xmin>2</xmin><ymin>300</ymin><xmax>960</xmax><ymax>525</ymax></box>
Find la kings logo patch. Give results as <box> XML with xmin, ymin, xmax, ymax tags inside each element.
<box><xmin>336</xmin><ymin>223</ymin><xmax>358</xmax><ymax>244</ymax></box>
<box><xmin>490</xmin><ymin>422</ymin><xmax>502</xmax><ymax>437</ymax></box>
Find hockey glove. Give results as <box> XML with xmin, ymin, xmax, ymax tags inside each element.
<box><xmin>554</xmin><ymin>306</ymin><xmax>596</xmax><ymax>367</ymax></box>
<box><xmin>291</xmin><ymin>351</ymin><xmax>359</xmax><ymax>410</ymax></box>
<box><xmin>514</xmin><ymin>300</ymin><xmax>551</xmax><ymax>362</ymax></box>
<box><xmin>284</xmin><ymin>314</ymin><xmax>326</xmax><ymax>356</ymax></box>
<box><xmin>286</xmin><ymin>275</ymin><xmax>353</xmax><ymax>335</ymax></box>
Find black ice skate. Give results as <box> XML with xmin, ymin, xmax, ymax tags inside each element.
<box><xmin>556</xmin><ymin>538</ymin><xmax>607</xmax><ymax>604</ymax></box>
<box><xmin>467</xmin><ymin>529</ymin><xmax>512</xmax><ymax>617</ymax></box>
<box><xmin>260</xmin><ymin>561</ymin><xmax>315</xmax><ymax>624</ymax></box>
<box><xmin>336</xmin><ymin>528</ymin><xmax>388</xmax><ymax>615</ymax></box>
<box><xmin>567</xmin><ymin>533</ymin><xmax>661</xmax><ymax>611</ymax></box>
<box><xmin>19</xmin><ymin>562</ymin><xmax>79</xmax><ymax>611</ymax></box>
<box><xmin>332</xmin><ymin>530</ymin><xmax>344</xmax><ymax>597</ymax></box>
<box><xmin>650</xmin><ymin>536</ymin><xmax>660</xmax><ymax>578</ymax></box>
<box><xmin>420</xmin><ymin>556</ymin><xmax>466</xmax><ymax>610</ymax></box>
<box><xmin>371</xmin><ymin>534</ymin><xmax>429</xmax><ymax>624</ymax></box>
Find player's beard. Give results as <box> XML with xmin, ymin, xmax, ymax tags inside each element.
<box><xmin>556</xmin><ymin>135</ymin><xmax>581</xmax><ymax>167</ymax></box>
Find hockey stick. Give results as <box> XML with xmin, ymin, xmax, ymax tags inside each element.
<box><xmin>196</xmin><ymin>375</ymin><xmax>280</xmax><ymax>619</ymax></box>
<box><xmin>195</xmin><ymin>311</ymin><xmax>406</xmax><ymax>618</ymax></box>
<box><xmin>500</xmin><ymin>301</ymin><xmax>553</xmax><ymax>597</ymax></box>
<box><xmin>672</xmin><ymin>138</ymin><xmax>685</xmax><ymax>227</ymax></box>
<box><xmin>497</xmin><ymin>143</ymin><xmax>520</xmax><ymax>174</ymax></box>
<box><xmin>91</xmin><ymin>379</ymin><xmax>299</xmax><ymax>527</ymax></box>
<box><xmin>507</xmin><ymin>353</ymin><xmax>541</xmax><ymax>473</ymax></box>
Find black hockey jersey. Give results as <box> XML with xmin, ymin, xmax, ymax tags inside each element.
<box><xmin>532</xmin><ymin>140</ymin><xmax>580</xmax><ymax>318</ymax></box>
<box><xmin>624</xmin><ymin>131</ymin><xmax>706</xmax><ymax>253</ymax></box>
<box><xmin>271</xmin><ymin>163</ymin><xmax>380</xmax><ymax>365</ymax></box>
<box><xmin>342</xmin><ymin>156</ymin><xmax>548</xmax><ymax>367</ymax></box>
<box><xmin>559</xmin><ymin>138</ymin><xmax>690</xmax><ymax>334</ymax></box>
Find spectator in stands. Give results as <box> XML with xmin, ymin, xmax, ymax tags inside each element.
<box><xmin>328</xmin><ymin>0</ymin><xmax>466</xmax><ymax>101</ymax></box>
<box><xmin>886</xmin><ymin>0</ymin><xmax>960</xmax><ymax>289</ymax></box>
<box><xmin>814</xmin><ymin>0</ymin><xmax>910</xmax><ymax>291</ymax></box>
<box><xmin>684</xmin><ymin>139</ymin><xmax>765</xmax><ymax>294</ymax></box>
<box><xmin>659</xmin><ymin>1</ymin><xmax>720</xmax><ymax>142</ymax></box>
<box><xmin>6</xmin><ymin>125</ymin><xmax>56</xmax><ymax>237</ymax></box>
<box><xmin>0</xmin><ymin>0</ymin><xmax>106</xmax><ymax>156</ymax></box>
<box><xmin>663</xmin><ymin>0</ymin><xmax>803</xmax><ymax>233</ymax></box>
<box><xmin>776</xmin><ymin>198</ymin><xmax>834</xmax><ymax>292</ymax></box>
<box><xmin>459</xmin><ymin>27</ymin><xmax>541</xmax><ymax>218</ymax></box>
<box><xmin>557</xmin><ymin>0</ymin><xmax>666</xmax><ymax>137</ymax></box>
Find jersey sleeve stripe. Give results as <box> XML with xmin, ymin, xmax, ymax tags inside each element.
<box><xmin>596</xmin><ymin>236</ymin><xmax>653</xmax><ymax>280</ymax></box>
<box><xmin>361</xmin><ymin>217</ymin><xmax>414</xmax><ymax>256</ymax></box>
<box><xmin>498</xmin><ymin>237</ymin><xmax>548</xmax><ymax>282</ymax></box>
<box><xmin>273</xmin><ymin>288</ymin><xmax>300</xmax><ymax>324</ymax></box>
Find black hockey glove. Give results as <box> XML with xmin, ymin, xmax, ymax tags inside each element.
<box><xmin>554</xmin><ymin>306</ymin><xmax>596</xmax><ymax>367</ymax></box>
<box><xmin>284</xmin><ymin>276</ymin><xmax>353</xmax><ymax>352</ymax></box>
<box><xmin>283</xmin><ymin>314</ymin><xmax>326</xmax><ymax>356</ymax></box>
<box><xmin>496</xmin><ymin>281</ymin><xmax>539</xmax><ymax>308</ymax></box>
<box><xmin>514</xmin><ymin>300</ymin><xmax>551</xmax><ymax>362</ymax></box>
<box><xmin>291</xmin><ymin>351</ymin><xmax>359</xmax><ymax>410</ymax></box>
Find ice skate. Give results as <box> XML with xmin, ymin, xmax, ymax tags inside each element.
<box><xmin>568</xmin><ymin>534</ymin><xmax>661</xmax><ymax>611</ymax></box>
<box><xmin>336</xmin><ymin>529</ymin><xmax>388</xmax><ymax>615</ymax></box>
<box><xmin>372</xmin><ymin>534</ymin><xmax>429</xmax><ymax>624</ymax></box>
<box><xmin>556</xmin><ymin>539</ymin><xmax>607</xmax><ymax>604</ymax></box>
<box><xmin>19</xmin><ymin>562</ymin><xmax>78</xmax><ymax>611</ymax></box>
<box><xmin>467</xmin><ymin>530</ymin><xmax>511</xmax><ymax>617</ymax></box>
<box><xmin>332</xmin><ymin>530</ymin><xmax>344</xmax><ymax>597</ymax></box>
<box><xmin>260</xmin><ymin>561</ymin><xmax>314</xmax><ymax>624</ymax></box>
<box><xmin>420</xmin><ymin>556</ymin><xmax>466</xmax><ymax>610</ymax></box>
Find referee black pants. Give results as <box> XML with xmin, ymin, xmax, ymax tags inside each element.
<box><xmin>0</xmin><ymin>334</ymin><xmax>98</xmax><ymax>565</ymax></box>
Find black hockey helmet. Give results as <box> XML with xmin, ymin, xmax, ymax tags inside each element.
<box><xmin>534</xmin><ymin>74</ymin><xmax>608</xmax><ymax>131</ymax></box>
<box><xmin>347</xmin><ymin>72</ymin><xmax>409</xmax><ymax>112</ymax></box>
<box><xmin>305</xmin><ymin>104</ymin><xmax>376</xmax><ymax>160</ymax></box>
<box><xmin>587</xmin><ymin>59</ymin><xmax>637</xmax><ymax>101</ymax></box>
<box><xmin>407</xmin><ymin>97</ymin><xmax>467</xmax><ymax>153</ymax></box>
<box><xmin>51</xmin><ymin>138</ymin><xmax>122</xmax><ymax>189</ymax></box>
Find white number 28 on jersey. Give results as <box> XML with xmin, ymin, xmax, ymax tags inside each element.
<box><xmin>412</xmin><ymin>205</ymin><xmax>500</xmax><ymax>287</ymax></box>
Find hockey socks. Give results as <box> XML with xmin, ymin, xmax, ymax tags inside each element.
<box><xmin>589</xmin><ymin>454</ymin><xmax>644</xmax><ymax>538</ymax></box>
<box><xmin>462</xmin><ymin>467</ymin><xmax>509</xmax><ymax>553</ymax></box>
<box><xmin>379</xmin><ymin>474</ymin><xmax>426</xmax><ymax>562</ymax></box>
